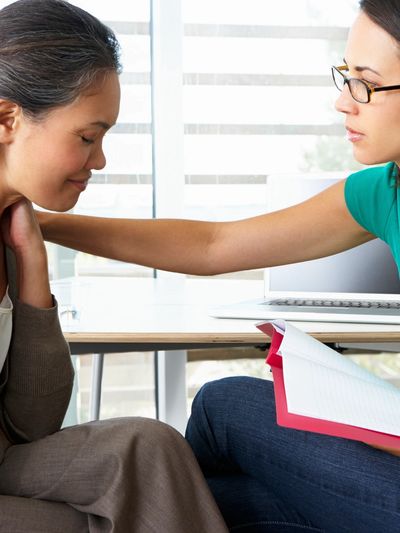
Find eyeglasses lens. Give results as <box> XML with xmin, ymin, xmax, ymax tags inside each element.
<box><xmin>332</xmin><ymin>67</ymin><xmax>345</xmax><ymax>92</ymax></box>
<box><xmin>332</xmin><ymin>68</ymin><xmax>368</xmax><ymax>103</ymax></box>
<box><xmin>348</xmin><ymin>79</ymin><xmax>368</xmax><ymax>103</ymax></box>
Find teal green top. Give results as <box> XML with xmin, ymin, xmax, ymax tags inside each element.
<box><xmin>344</xmin><ymin>162</ymin><xmax>400</xmax><ymax>270</ymax></box>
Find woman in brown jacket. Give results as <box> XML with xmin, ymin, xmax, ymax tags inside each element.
<box><xmin>0</xmin><ymin>1</ymin><xmax>227</xmax><ymax>532</ymax></box>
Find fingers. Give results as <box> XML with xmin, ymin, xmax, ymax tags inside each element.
<box><xmin>3</xmin><ymin>199</ymin><xmax>45</xmax><ymax>257</ymax></box>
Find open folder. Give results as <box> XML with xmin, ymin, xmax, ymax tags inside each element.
<box><xmin>258</xmin><ymin>320</ymin><xmax>400</xmax><ymax>449</ymax></box>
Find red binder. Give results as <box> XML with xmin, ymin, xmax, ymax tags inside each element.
<box><xmin>257</xmin><ymin>321</ymin><xmax>400</xmax><ymax>449</ymax></box>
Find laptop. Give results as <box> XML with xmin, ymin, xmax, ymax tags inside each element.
<box><xmin>209</xmin><ymin>173</ymin><xmax>400</xmax><ymax>324</ymax></box>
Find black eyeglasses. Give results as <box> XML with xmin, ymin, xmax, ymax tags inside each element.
<box><xmin>331</xmin><ymin>65</ymin><xmax>400</xmax><ymax>103</ymax></box>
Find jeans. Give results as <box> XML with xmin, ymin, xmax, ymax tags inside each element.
<box><xmin>185</xmin><ymin>376</ymin><xmax>400</xmax><ymax>533</ymax></box>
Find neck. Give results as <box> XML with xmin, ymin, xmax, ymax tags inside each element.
<box><xmin>0</xmin><ymin>146</ymin><xmax>22</xmax><ymax>212</ymax></box>
<box><xmin>0</xmin><ymin>173</ymin><xmax>23</xmax><ymax>216</ymax></box>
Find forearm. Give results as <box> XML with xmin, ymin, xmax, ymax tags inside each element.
<box><xmin>4</xmin><ymin>297</ymin><xmax>73</xmax><ymax>441</ymax></box>
<box><xmin>15</xmin><ymin>246</ymin><xmax>52</xmax><ymax>309</ymax></box>
<box><xmin>41</xmin><ymin>213</ymin><xmax>224</xmax><ymax>275</ymax></box>
<box><xmin>3</xmin><ymin>249</ymin><xmax>73</xmax><ymax>442</ymax></box>
<box><xmin>39</xmin><ymin>182</ymin><xmax>369</xmax><ymax>276</ymax></box>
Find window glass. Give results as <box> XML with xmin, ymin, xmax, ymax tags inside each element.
<box><xmin>0</xmin><ymin>0</ymin><xmax>155</xmax><ymax>420</ymax></box>
<box><xmin>183</xmin><ymin>0</ymin><xmax>357</xmax><ymax>26</ymax></box>
<box><xmin>182</xmin><ymin>0</ymin><xmax>360</xmax><ymax>281</ymax></box>
<box><xmin>58</xmin><ymin>1</ymin><xmax>152</xmax><ymax>279</ymax></box>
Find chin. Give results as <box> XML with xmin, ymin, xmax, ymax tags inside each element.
<box><xmin>35</xmin><ymin>198</ymin><xmax>79</xmax><ymax>213</ymax></box>
<box><xmin>353</xmin><ymin>150</ymin><xmax>389</xmax><ymax>167</ymax></box>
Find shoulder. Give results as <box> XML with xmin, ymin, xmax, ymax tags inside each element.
<box><xmin>344</xmin><ymin>163</ymin><xmax>398</xmax><ymax>240</ymax></box>
<box><xmin>345</xmin><ymin>162</ymin><xmax>397</xmax><ymax>199</ymax></box>
<box><xmin>346</xmin><ymin>161</ymin><xmax>396</xmax><ymax>190</ymax></box>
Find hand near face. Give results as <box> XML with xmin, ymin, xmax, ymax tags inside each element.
<box><xmin>1</xmin><ymin>199</ymin><xmax>46</xmax><ymax>260</ymax></box>
<box><xmin>1</xmin><ymin>199</ymin><xmax>52</xmax><ymax>308</ymax></box>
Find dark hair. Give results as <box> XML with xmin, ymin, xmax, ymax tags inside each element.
<box><xmin>0</xmin><ymin>0</ymin><xmax>121</xmax><ymax>119</ymax></box>
<box><xmin>359</xmin><ymin>1</ymin><xmax>400</xmax><ymax>184</ymax></box>
<box><xmin>359</xmin><ymin>0</ymin><xmax>400</xmax><ymax>45</ymax></box>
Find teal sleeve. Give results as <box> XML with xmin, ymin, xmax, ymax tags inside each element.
<box><xmin>344</xmin><ymin>163</ymin><xmax>397</xmax><ymax>243</ymax></box>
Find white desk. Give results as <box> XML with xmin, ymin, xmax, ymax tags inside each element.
<box><xmin>51</xmin><ymin>277</ymin><xmax>400</xmax><ymax>433</ymax></box>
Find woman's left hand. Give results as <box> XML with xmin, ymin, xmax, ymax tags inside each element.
<box><xmin>1</xmin><ymin>199</ymin><xmax>46</xmax><ymax>260</ymax></box>
<box><xmin>1</xmin><ymin>199</ymin><xmax>52</xmax><ymax>308</ymax></box>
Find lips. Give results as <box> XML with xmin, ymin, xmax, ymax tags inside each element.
<box><xmin>69</xmin><ymin>180</ymin><xmax>88</xmax><ymax>192</ymax></box>
<box><xmin>67</xmin><ymin>173</ymin><xmax>92</xmax><ymax>192</ymax></box>
<box><xmin>346</xmin><ymin>126</ymin><xmax>365</xmax><ymax>142</ymax></box>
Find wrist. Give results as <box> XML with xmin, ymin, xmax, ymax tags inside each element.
<box><xmin>17</xmin><ymin>258</ymin><xmax>53</xmax><ymax>309</ymax></box>
<box><xmin>14</xmin><ymin>243</ymin><xmax>52</xmax><ymax>308</ymax></box>
<box><xmin>14</xmin><ymin>241</ymin><xmax>48</xmax><ymax>265</ymax></box>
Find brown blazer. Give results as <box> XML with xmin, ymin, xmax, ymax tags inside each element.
<box><xmin>0</xmin><ymin>250</ymin><xmax>228</xmax><ymax>532</ymax></box>
<box><xmin>0</xmin><ymin>248</ymin><xmax>74</xmax><ymax>462</ymax></box>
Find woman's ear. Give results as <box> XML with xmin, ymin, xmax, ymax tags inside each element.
<box><xmin>0</xmin><ymin>99</ymin><xmax>21</xmax><ymax>143</ymax></box>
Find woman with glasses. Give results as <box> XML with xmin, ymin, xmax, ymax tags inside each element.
<box><xmin>39</xmin><ymin>0</ymin><xmax>400</xmax><ymax>530</ymax></box>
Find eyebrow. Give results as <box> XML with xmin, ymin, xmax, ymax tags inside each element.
<box><xmin>89</xmin><ymin>121</ymin><xmax>113</xmax><ymax>130</ymax></box>
<box><xmin>343</xmin><ymin>58</ymin><xmax>382</xmax><ymax>77</ymax></box>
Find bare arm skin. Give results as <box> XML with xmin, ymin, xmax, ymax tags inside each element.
<box><xmin>3</xmin><ymin>200</ymin><xmax>52</xmax><ymax>308</ymax></box>
<box><xmin>39</xmin><ymin>180</ymin><xmax>374</xmax><ymax>275</ymax></box>
<box><xmin>40</xmin><ymin>180</ymin><xmax>400</xmax><ymax>457</ymax></box>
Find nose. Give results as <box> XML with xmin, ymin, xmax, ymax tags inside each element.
<box><xmin>334</xmin><ymin>83</ymin><xmax>359</xmax><ymax>116</ymax></box>
<box><xmin>87</xmin><ymin>144</ymin><xmax>106</xmax><ymax>171</ymax></box>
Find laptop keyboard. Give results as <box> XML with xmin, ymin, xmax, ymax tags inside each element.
<box><xmin>265</xmin><ymin>298</ymin><xmax>400</xmax><ymax>309</ymax></box>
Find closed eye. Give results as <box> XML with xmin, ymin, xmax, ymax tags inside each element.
<box><xmin>81</xmin><ymin>136</ymin><xmax>95</xmax><ymax>145</ymax></box>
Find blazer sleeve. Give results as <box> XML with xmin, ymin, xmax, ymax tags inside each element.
<box><xmin>0</xmin><ymin>248</ymin><xmax>74</xmax><ymax>443</ymax></box>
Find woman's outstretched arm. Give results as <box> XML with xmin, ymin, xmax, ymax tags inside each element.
<box><xmin>38</xmin><ymin>180</ymin><xmax>374</xmax><ymax>275</ymax></box>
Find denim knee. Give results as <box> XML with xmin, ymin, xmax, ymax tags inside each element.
<box><xmin>188</xmin><ymin>376</ymin><xmax>273</xmax><ymax>446</ymax></box>
<box><xmin>191</xmin><ymin>376</ymin><xmax>273</xmax><ymax>418</ymax></box>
